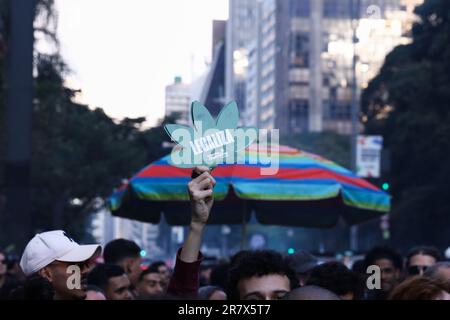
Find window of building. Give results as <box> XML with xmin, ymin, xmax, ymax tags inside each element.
<box><xmin>325</xmin><ymin>102</ymin><xmax>352</xmax><ymax>120</ymax></box>
<box><xmin>289</xmin><ymin>100</ymin><xmax>309</xmax><ymax>131</ymax></box>
<box><xmin>290</xmin><ymin>0</ymin><xmax>311</xmax><ymax>17</ymax></box>
<box><xmin>323</xmin><ymin>0</ymin><xmax>351</xmax><ymax>18</ymax></box>
<box><xmin>290</xmin><ymin>33</ymin><xmax>309</xmax><ymax>67</ymax></box>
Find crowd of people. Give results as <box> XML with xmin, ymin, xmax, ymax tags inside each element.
<box><xmin>1</xmin><ymin>167</ymin><xmax>449</xmax><ymax>300</ymax></box>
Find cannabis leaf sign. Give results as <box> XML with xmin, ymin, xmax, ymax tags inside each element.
<box><xmin>164</xmin><ymin>101</ymin><xmax>258</xmax><ymax>168</ymax></box>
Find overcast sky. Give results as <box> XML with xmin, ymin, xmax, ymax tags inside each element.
<box><xmin>56</xmin><ymin>0</ymin><xmax>228</xmax><ymax>126</ymax></box>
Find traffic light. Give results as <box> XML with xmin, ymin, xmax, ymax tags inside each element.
<box><xmin>382</xmin><ymin>182</ymin><xmax>390</xmax><ymax>191</ymax></box>
<box><xmin>287</xmin><ymin>248</ymin><xmax>295</xmax><ymax>255</ymax></box>
<box><xmin>140</xmin><ymin>250</ymin><xmax>147</xmax><ymax>257</ymax></box>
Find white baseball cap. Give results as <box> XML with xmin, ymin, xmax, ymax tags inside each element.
<box><xmin>20</xmin><ymin>230</ymin><xmax>101</xmax><ymax>276</ymax></box>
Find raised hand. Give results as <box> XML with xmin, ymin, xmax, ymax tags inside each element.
<box><xmin>187</xmin><ymin>166</ymin><xmax>216</xmax><ymax>226</ymax></box>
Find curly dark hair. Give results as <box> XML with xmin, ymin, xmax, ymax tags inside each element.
<box><xmin>305</xmin><ymin>261</ymin><xmax>363</xmax><ymax>299</ymax></box>
<box><xmin>226</xmin><ymin>250</ymin><xmax>298</xmax><ymax>300</ymax></box>
<box><xmin>364</xmin><ymin>246</ymin><xmax>403</xmax><ymax>271</ymax></box>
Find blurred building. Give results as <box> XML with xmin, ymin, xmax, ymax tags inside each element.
<box><xmin>227</xmin><ymin>0</ymin><xmax>423</xmax><ymax>135</ymax></box>
<box><xmin>165</xmin><ymin>76</ymin><xmax>191</xmax><ymax>124</ymax></box>
<box><xmin>226</xmin><ymin>0</ymin><xmax>260</xmax><ymax>115</ymax></box>
<box><xmin>199</xmin><ymin>20</ymin><xmax>227</xmax><ymax>117</ymax></box>
<box><xmin>91</xmin><ymin>205</ymin><xmax>164</xmax><ymax>260</ymax></box>
<box><xmin>212</xmin><ymin>20</ymin><xmax>227</xmax><ymax>58</ymax></box>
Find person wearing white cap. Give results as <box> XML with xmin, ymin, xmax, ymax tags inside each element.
<box><xmin>19</xmin><ymin>230</ymin><xmax>101</xmax><ymax>300</ymax></box>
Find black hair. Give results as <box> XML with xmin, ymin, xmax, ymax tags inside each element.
<box><xmin>364</xmin><ymin>246</ymin><xmax>403</xmax><ymax>271</ymax></box>
<box><xmin>210</xmin><ymin>263</ymin><xmax>230</xmax><ymax>290</ymax></box>
<box><xmin>305</xmin><ymin>261</ymin><xmax>363</xmax><ymax>299</ymax></box>
<box><xmin>87</xmin><ymin>263</ymin><xmax>126</xmax><ymax>292</ymax></box>
<box><xmin>226</xmin><ymin>250</ymin><xmax>298</xmax><ymax>300</ymax></box>
<box><xmin>103</xmin><ymin>239</ymin><xmax>141</xmax><ymax>264</ymax></box>
<box><xmin>230</xmin><ymin>250</ymin><xmax>250</xmax><ymax>268</ymax></box>
<box><xmin>351</xmin><ymin>259</ymin><xmax>366</xmax><ymax>275</ymax></box>
<box><xmin>406</xmin><ymin>246</ymin><xmax>442</xmax><ymax>267</ymax></box>
<box><xmin>8</xmin><ymin>273</ymin><xmax>54</xmax><ymax>300</ymax></box>
<box><xmin>139</xmin><ymin>265</ymin><xmax>160</xmax><ymax>282</ymax></box>
<box><xmin>149</xmin><ymin>260</ymin><xmax>167</xmax><ymax>271</ymax></box>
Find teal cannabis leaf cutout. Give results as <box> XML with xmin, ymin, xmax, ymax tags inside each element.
<box><xmin>164</xmin><ymin>101</ymin><xmax>258</xmax><ymax>168</ymax></box>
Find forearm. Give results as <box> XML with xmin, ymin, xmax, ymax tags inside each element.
<box><xmin>179</xmin><ymin>222</ymin><xmax>205</xmax><ymax>263</ymax></box>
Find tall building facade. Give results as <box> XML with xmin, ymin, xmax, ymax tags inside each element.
<box><xmin>233</xmin><ymin>0</ymin><xmax>423</xmax><ymax>135</ymax></box>
<box><xmin>226</xmin><ymin>0</ymin><xmax>260</xmax><ymax>114</ymax></box>
<box><xmin>165</xmin><ymin>76</ymin><xmax>191</xmax><ymax>124</ymax></box>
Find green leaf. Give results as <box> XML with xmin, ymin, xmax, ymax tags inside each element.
<box><xmin>191</xmin><ymin>101</ymin><xmax>215</xmax><ymax>133</ymax></box>
<box><xmin>216</xmin><ymin>101</ymin><xmax>239</xmax><ymax>131</ymax></box>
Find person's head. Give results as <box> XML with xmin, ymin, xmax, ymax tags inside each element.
<box><xmin>87</xmin><ymin>264</ymin><xmax>132</xmax><ymax>300</ymax></box>
<box><xmin>364</xmin><ymin>246</ymin><xmax>403</xmax><ymax>293</ymax></box>
<box><xmin>149</xmin><ymin>260</ymin><xmax>169</xmax><ymax>277</ymax></box>
<box><xmin>283</xmin><ymin>285</ymin><xmax>341</xmax><ymax>300</ymax></box>
<box><xmin>103</xmin><ymin>239</ymin><xmax>142</xmax><ymax>287</ymax></box>
<box><xmin>149</xmin><ymin>260</ymin><xmax>170</xmax><ymax>290</ymax></box>
<box><xmin>285</xmin><ymin>250</ymin><xmax>318</xmax><ymax>286</ymax></box>
<box><xmin>424</xmin><ymin>262</ymin><xmax>450</xmax><ymax>282</ymax></box>
<box><xmin>0</xmin><ymin>251</ymin><xmax>7</xmax><ymax>277</ymax></box>
<box><xmin>306</xmin><ymin>261</ymin><xmax>362</xmax><ymax>300</ymax></box>
<box><xmin>85</xmin><ymin>285</ymin><xmax>106</xmax><ymax>300</ymax></box>
<box><xmin>227</xmin><ymin>250</ymin><xmax>297</xmax><ymax>300</ymax></box>
<box><xmin>19</xmin><ymin>230</ymin><xmax>101</xmax><ymax>300</ymax></box>
<box><xmin>135</xmin><ymin>266</ymin><xmax>165</xmax><ymax>299</ymax></box>
<box><xmin>198</xmin><ymin>286</ymin><xmax>227</xmax><ymax>300</ymax></box>
<box><xmin>389</xmin><ymin>276</ymin><xmax>450</xmax><ymax>300</ymax></box>
<box><xmin>405</xmin><ymin>246</ymin><xmax>442</xmax><ymax>277</ymax></box>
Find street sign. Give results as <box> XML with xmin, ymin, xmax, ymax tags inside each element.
<box><xmin>356</xmin><ymin>135</ymin><xmax>383</xmax><ymax>178</ymax></box>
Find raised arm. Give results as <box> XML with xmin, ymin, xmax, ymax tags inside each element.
<box><xmin>167</xmin><ymin>166</ymin><xmax>215</xmax><ymax>297</ymax></box>
<box><xmin>180</xmin><ymin>166</ymin><xmax>215</xmax><ymax>262</ymax></box>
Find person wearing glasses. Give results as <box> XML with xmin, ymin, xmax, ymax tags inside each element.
<box><xmin>405</xmin><ymin>246</ymin><xmax>442</xmax><ymax>278</ymax></box>
<box><xmin>363</xmin><ymin>246</ymin><xmax>403</xmax><ymax>300</ymax></box>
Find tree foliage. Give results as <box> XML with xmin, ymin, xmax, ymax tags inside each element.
<box><xmin>0</xmin><ymin>1</ymin><xmax>171</xmax><ymax>245</ymax></box>
<box><xmin>361</xmin><ymin>0</ymin><xmax>450</xmax><ymax>250</ymax></box>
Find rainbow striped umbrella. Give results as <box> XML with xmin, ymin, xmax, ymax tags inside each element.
<box><xmin>108</xmin><ymin>145</ymin><xmax>390</xmax><ymax>227</ymax></box>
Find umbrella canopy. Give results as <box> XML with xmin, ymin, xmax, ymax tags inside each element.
<box><xmin>108</xmin><ymin>145</ymin><xmax>390</xmax><ymax>228</ymax></box>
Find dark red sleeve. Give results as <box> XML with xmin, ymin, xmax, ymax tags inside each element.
<box><xmin>167</xmin><ymin>248</ymin><xmax>203</xmax><ymax>298</ymax></box>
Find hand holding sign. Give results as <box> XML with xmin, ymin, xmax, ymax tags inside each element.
<box><xmin>188</xmin><ymin>166</ymin><xmax>215</xmax><ymax>227</ymax></box>
<box><xmin>181</xmin><ymin>166</ymin><xmax>215</xmax><ymax>264</ymax></box>
<box><xmin>164</xmin><ymin>101</ymin><xmax>258</xmax><ymax>168</ymax></box>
